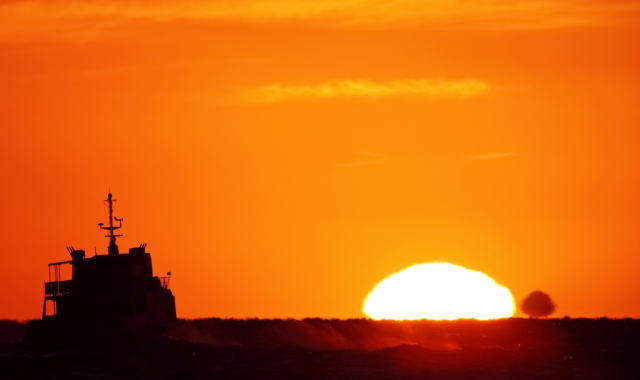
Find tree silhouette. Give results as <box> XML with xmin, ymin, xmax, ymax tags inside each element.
<box><xmin>521</xmin><ymin>291</ymin><xmax>556</xmax><ymax>318</ymax></box>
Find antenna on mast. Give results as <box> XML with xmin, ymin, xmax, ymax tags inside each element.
<box><xmin>98</xmin><ymin>193</ymin><xmax>123</xmax><ymax>255</ymax></box>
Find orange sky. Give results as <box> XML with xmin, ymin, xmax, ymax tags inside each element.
<box><xmin>1</xmin><ymin>0</ymin><xmax>640</xmax><ymax>320</ymax></box>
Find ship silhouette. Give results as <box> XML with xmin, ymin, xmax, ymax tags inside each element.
<box><xmin>26</xmin><ymin>193</ymin><xmax>176</xmax><ymax>343</ymax></box>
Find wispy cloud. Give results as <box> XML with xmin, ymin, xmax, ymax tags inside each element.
<box><xmin>337</xmin><ymin>152</ymin><xmax>385</xmax><ymax>168</ymax></box>
<box><xmin>1</xmin><ymin>0</ymin><xmax>638</xmax><ymax>42</ymax></box>
<box><xmin>336</xmin><ymin>159</ymin><xmax>385</xmax><ymax>168</ymax></box>
<box><xmin>470</xmin><ymin>152</ymin><xmax>517</xmax><ymax>161</ymax></box>
<box><xmin>239</xmin><ymin>79</ymin><xmax>489</xmax><ymax>104</ymax></box>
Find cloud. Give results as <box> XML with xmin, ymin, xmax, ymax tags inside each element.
<box><xmin>337</xmin><ymin>152</ymin><xmax>385</xmax><ymax>168</ymax></box>
<box><xmin>239</xmin><ymin>79</ymin><xmax>489</xmax><ymax>104</ymax></box>
<box><xmin>336</xmin><ymin>159</ymin><xmax>385</xmax><ymax>168</ymax></box>
<box><xmin>1</xmin><ymin>0</ymin><xmax>638</xmax><ymax>42</ymax></box>
<box><xmin>470</xmin><ymin>152</ymin><xmax>517</xmax><ymax>161</ymax></box>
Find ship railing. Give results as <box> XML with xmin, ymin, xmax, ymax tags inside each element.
<box><xmin>44</xmin><ymin>280</ymin><xmax>73</xmax><ymax>296</ymax></box>
<box><xmin>159</xmin><ymin>276</ymin><xmax>171</xmax><ymax>289</ymax></box>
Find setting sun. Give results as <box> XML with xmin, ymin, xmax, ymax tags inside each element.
<box><xmin>363</xmin><ymin>263</ymin><xmax>515</xmax><ymax>320</ymax></box>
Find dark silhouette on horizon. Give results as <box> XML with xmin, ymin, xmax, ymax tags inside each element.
<box><xmin>522</xmin><ymin>290</ymin><xmax>556</xmax><ymax>318</ymax></box>
<box><xmin>26</xmin><ymin>193</ymin><xmax>176</xmax><ymax>342</ymax></box>
<box><xmin>6</xmin><ymin>318</ymin><xmax>640</xmax><ymax>379</ymax></box>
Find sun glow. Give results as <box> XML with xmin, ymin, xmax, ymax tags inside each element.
<box><xmin>363</xmin><ymin>263</ymin><xmax>515</xmax><ymax>320</ymax></box>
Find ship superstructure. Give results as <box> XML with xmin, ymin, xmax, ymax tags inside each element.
<box><xmin>41</xmin><ymin>193</ymin><xmax>176</xmax><ymax>326</ymax></box>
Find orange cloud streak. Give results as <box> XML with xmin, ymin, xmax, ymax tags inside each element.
<box><xmin>240</xmin><ymin>79</ymin><xmax>490</xmax><ymax>103</ymax></box>
<box><xmin>1</xmin><ymin>0</ymin><xmax>639</xmax><ymax>43</ymax></box>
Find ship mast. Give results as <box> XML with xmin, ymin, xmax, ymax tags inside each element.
<box><xmin>98</xmin><ymin>193</ymin><xmax>123</xmax><ymax>255</ymax></box>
